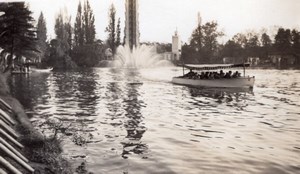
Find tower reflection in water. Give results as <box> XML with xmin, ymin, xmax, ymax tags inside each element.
<box><xmin>106</xmin><ymin>69</ymin><xmax>148</xmax><ymax>159</ymax></box>
<box><xmin>122</xmin><ymin>82</ymin><xmax>147</xmax><ymax>159</ymax></box>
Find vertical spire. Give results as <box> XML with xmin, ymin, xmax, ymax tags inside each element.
<box><xmin>197</xmin><ymin>12</ymin><xmax>202</xmax><ymax>27</ymax></box>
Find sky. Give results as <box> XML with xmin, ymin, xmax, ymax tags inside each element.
<box><xmin>1</xmin><ymin>0</ymin><xmax>300</xmax><ymax>43</ymax></box>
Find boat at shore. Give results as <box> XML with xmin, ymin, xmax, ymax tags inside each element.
<box><xmin>31</xmin><ymin>67</ymin><xmax>53</xmax><ymax>73</ymax></box>
<box><xmin>172</xmin><ymin>63</ymin><xmax>255</xmax><ymax>88</ymax></box>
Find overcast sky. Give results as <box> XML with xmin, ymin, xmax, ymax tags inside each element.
<box><xmin>2</xmin><ymin>0</ymin><xmax>300</xmax><ymax>43</ymax></box>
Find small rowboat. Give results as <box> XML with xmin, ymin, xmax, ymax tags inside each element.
<box><xmin>31</xmin><ymin>67</ymin><xmax>53</xmax><ymax>73</ymax></box>
<box><xmin>172</xmin><ymin>63</ymin><xmax>255</xmax><ymax>88</ymax></box>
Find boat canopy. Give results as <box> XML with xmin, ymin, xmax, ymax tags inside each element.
<box><xmin>184</xmin><ymin>63</ymin><xmax>250</xmax><ymax>71</ymax></box>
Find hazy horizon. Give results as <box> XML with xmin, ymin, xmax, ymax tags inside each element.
<box><xmin>1</xmin><ymin>0</ymin><xmax>300</xmax><ymax>43</ymax></box>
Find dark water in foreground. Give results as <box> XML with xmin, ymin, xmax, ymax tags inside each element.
<box><xmin>9</xmin><ymin>68</ymin><xmax>300</xmax><ymax>174</ymax></box>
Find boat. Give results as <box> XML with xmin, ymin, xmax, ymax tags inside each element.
<box><xmin>172</xmin><ymin>63</ymin><xmax>255</xmax><ymax>88</ymax></box>
<box><xmin>31</xmin><ymin>67</ymin><xmax>53</xmax><ymax>73</ymax></box>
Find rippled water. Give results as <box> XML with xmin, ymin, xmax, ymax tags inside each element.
<box><xmin>9</xmin><ymin>68</ymin><xmax>300</xmax><ymax>174</ymax></box>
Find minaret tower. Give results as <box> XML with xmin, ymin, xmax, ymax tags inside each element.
<box><xmin>172</xmin><ymin>28</ymin><xmax>181</xmax><ymax>61</ymax></box>
<box><xmin>125</xmin><ymin>0</ymin><xmax>140</xmax><ymax>50</ymax></box>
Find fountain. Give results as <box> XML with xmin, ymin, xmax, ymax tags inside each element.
<box><xmin>111</xmin><ymin>0</ymin><xmax>173</xmax><ymax>68</ymax></box>
<box><xmin>113</xmin><ymin>44</ymin><xmax>172</xmax><ymax>68</ymax></box>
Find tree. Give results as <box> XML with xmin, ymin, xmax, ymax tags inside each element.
<box><xmin>0</xmin><ymin>2</ymin><xmax>38</xmax><ymax>72</ymax></box>
<box><xmin>261</xmin><ymin>33</ymin><xmax>272</xmax><ymax>48</ymax></box>
<box><xmin>291</xmin><ymin>29</ymin><xmax>300</xmax><ymax>53</ymax></box>
<box><xmin>260</xmin><ymin>33</ymin><xmax>272</xmax><ymax>58</ymax></box>
<box><xmin>49</xmin><ymin>10</ymin><xmax>78</xmax><ymax>70</ymax></box>
<box><xmin>189</xmin><ymin>23</ymin><xmax>203</xmax><ymax>53</ymax></box>
<box><xmin>274</xmin><ymin>28</ymin><xmax>292</xmax><ymax>54</ymax></box>
<box><xmin>116</xmin><ymin>18</ymin><xmax>121</xmax><ymax>47</ymax></box>
<box><xmin>83</xmin><ymin>0</ymin><xmax>95</xmax><ymax>44</ymax></box>
<box><xmin>181</xmin><ymin>43</ymin><xmax>199</xmax><ymax>64</ymax></box>
<box><xmin>188</xmin><ymin>14</ymin><xmax>223</xmax><ymax>63</ymax></box>
<box><xmin>65</xmin><ymin>17</ymin><xmax>72</xmax><ymax>51</ymax></box>
<box><xmin>221</xmin><ymin>39</ymin><xmax>242</xmax><ymax>58</ymax></box>
<box><xmin>188</xmin><ymin>15</ymin><xmax>203</xmax><ymax>63</ymax></box>
<box><xmin>245</xmin><ymin>33</ymin><xmax>260</xmax><ymax>57</ymax></box>
<box><xmin>36</xmin><ymin>12</ymin><xmax>48</xmax><ymax>63</ymax></box>
<box><xmin>54</xmin><ymin>12</ymin><xmax>71</xmax><ymax>54</ymax></box>
<box><xmin>74</xmin><ymin>2</ymin><xmax>84</xmax><ymax>47</ymax></box>
<box><xmin>202</xmin><ymin>21</ymin><xmax>224</xmax><ymax>61</ymax></box>
<box><xmin>72</xmin><ymin>0</ymin><xmax>102</xmax><ymax>67</ymax></box>
<box><xmin>232</xmin><ymin>33</ymin><xmax>248</xmax><ymax>48</ymax></box>
<box><xmin>106</xmin><ymin>4</ymin><xmax>116</xmax><ymax>54</ymax></box>
<box><xmin>246</xmin><ymin>34</ymin><xmax>259</xmax><ymax>48</ymax></box>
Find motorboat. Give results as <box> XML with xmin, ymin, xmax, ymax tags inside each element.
<box><xmin>172</xmin><ymin>63</ymin><xmax>255</xmax><ymax>88</ymax></box>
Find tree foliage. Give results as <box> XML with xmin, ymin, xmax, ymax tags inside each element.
<box><xmin>184</xmin><ymin>15</ymin><xmax>223</xmax><ymax>63</ymax></box>
<box><xmin>189</xmin><ymin>24</ymin><xmax>202</xmax><ymax>52</ymax></box>
<box><xmin>54</xmin><ymin>11</ymin><xmax>72</xmax><ymax>54</ymax></box>
<box><xmin>106</xmin><ymin>3</ymin><xmax>116</xmax><ymax>54</ymax></box>
<box><xmin>74</xmin><ymin>2</ymin><xmax>84</xmax><ymax>47</ymax></box>
<box><xmin>47</xmin><ymin>10</ymin><xmax>79</xmax><ymax>70</ymax></box>
<box><xmin>36</xmin><ymin>12</ymin><xmax>48</xmax><ymax>63</ymax></box>
<box><xmin>83</xmin><ymin>0</ymin><xmax>95</xmax><ymax>44</ymax></box>
<box><xmin>221</xmin><ymin>40</ymin><xmax>242</xmax><ymax>58</ymax></box>
<box><xmin>116</xmin><ymin>18</ymin><xmax>121</xmax><ymax>47</ymax></box>
<box><xmin>274</xmin><ymin>28</ymin><xmax>292</xmax><ymax>54</ymax></box>
<box><xmin>261</xmin><ymin>33</ymin><xmax>272</xmax><ymax>48</ymax></box>
<box><xmin>0</xmin><ymin>2</ymin><xmax>38</xmax><ymax>72</ymax></box>
<box><xmin>72</xmin><ymin>0</ymin><xmax>101</xmax><ymax>67</ymax></box>
<box><xmin>202</xmin><ymin>21</ymin><xmax>224</xmax><ymax>60</ymax></box>
<box><xmin>291</xmin><ymin>29</ymin><xmax>300</xmax><ymax>52</ymax></box>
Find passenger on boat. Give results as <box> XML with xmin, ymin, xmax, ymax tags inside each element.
<box><xmin>224</xmin><ymin>71</ymin><xmax>232</xmax><ymax>78</ymax></box>
<box><xmin>200</xmin><ymin>72</ymin><xmax>205</xmax><ymax>79</ymax></box>
<box><xmin>207</xmin><ymin>72</ymin><xmax>213</xmax><ymax>79</ymax></box>
<box><xmin>213</xmin><ymin>72</ymin><xmax>220</xmax><ymax>79</ymax></box>
<box><xmin>204</xmin><ymin>72</ymin><xmax>209</xmax><ymax>79</ymax></box>
<box><xmin>183</xmin><ymin>70</ymin><xmax>197</xmax><ymax>79</ymax></box>
<box><xmin>219</xmin><ymin>70</ymin><xmax>225</xmax><ymax>78</ymax></box>
<box><xmin>232</xmin><ymin>71</ymin><xmax>241</xmax><ymax>78</ymax></box>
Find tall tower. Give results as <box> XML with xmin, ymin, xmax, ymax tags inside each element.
<box><xmin>197</xmin><ymin>12</ymin><xmax>202</xmax><ymax>27</ymax></box>
<box><xmin>125</xmin><ymin>0</ymin><xmax>140</xmax><ymax>50</ymax></box>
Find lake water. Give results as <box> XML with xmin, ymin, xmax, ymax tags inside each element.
<box><xmin>9</xmin><ymin>68</ymin><xmax>300</xmax><ymax>174</ymax></box>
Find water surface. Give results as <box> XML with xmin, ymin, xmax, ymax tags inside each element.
<box><xmin>9</xmin><ymin>68</ymin><xmax>300</xmax><ymax>174</ymax></box>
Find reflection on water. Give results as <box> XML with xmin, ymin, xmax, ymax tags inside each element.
<box><xmin>122</xmin><ymin>82</ymin><xmax>147</xmax><ymax>159</ymax></box>
<box><xmin>9</xmin><ymin>68</ymin><xmax>300</xmax><ymax>174</ymax></box>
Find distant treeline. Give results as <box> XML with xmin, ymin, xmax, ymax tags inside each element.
<box><xmin>181</xmin><ymin>16</ymin><xmax>300</xmax><ymax>68</ymax></box>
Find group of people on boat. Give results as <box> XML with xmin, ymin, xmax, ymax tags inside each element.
<box><xmin>182</xmin><ymin>70</ymin><xmax>241</xmax><ymax>80</ymax></box>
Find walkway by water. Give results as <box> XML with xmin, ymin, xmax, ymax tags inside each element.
<box><xmin>9</xmin><ymin>68</ymin><xmax>300</xmax><ymax>174</ymax></box>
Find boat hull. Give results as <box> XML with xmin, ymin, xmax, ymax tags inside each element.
<box><xmin>31</xmin><ymin>67</ymin><xmax>53</xmax><ymax>73</ymax></box>
<box><xmin>172</xmin><ymin>77</ymin><xmax>255</xmax><ymax>88</ymax></box>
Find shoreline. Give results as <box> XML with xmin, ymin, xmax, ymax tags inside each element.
<box><xmin>0</xmin><ymin>73</ymin><xmax>73</xmax><ymax>174</ymax></box>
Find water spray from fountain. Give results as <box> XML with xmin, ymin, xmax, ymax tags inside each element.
<box><xmin>112</xmin><ymin>0</ymin><xmax>173</xmax><ymax>68</ymax></box>
<box><xmin>113</xmin><ymin>44</ymin><xmax>173</xmax><ymax>68</ymax></box>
